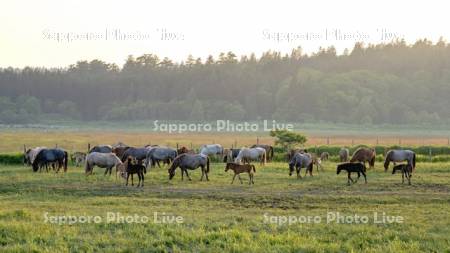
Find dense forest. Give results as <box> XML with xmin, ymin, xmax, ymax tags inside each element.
<box><xmin>1</xmin><ymin>39</ymin><xmax>450</xmax><ymax>125</ymax></box>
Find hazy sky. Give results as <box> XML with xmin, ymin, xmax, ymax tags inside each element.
<box><xmin>1</xmin><ymin>0</ymin><xmax>449</xmax><ymax>68</ymax></box>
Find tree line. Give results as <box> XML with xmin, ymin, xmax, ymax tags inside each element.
<box><xmin>1</xmin><ymin>39</ymin><xmax>449</xmax><ymax>124</ymax></box>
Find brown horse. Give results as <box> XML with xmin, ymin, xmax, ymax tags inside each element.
<box><xmin>350</xmin><ymin>147</ymin><xmax>376</xmax><ymax>168</ymax></box>
<box><xmin>225</xmin><ymin>163</ymin><xmax>256</xmax><ymax>184</ymax></box>
<box><xmin>177</xmin><ymin>146</ymin><xmax>193</xmax><ymax>155</ymax></box>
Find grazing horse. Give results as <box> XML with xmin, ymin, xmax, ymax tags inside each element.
<box><xmin>288</xmin><ymin>152</ymin><xmax>313</xmax><ymax>179</ymax></box>
<box><xmin>350</xmin><ymin>147</ymin><xmax>376</xmax><ymax>168</ymax></box>
<box><xmin>222</xmin><ymin>148</ymin><xmax>240</xmax><ymax>163</ymax></box>
<box><xmin>168</xmin><ymin>154</ymin><xmax>210</xmax><ymax>181</ymax></box>
<box><xmin>32</xmin><ymin>148</ymin><xmax>68</xmax><ymax>173</ymax></box>
<box><xmin>235</xmin><ymin>147</ymin><xmax>266</xmax><ymax>165</ymax></box>
<box><xmin>85</xmin><ymin>152</ymin><xmax>123</xmax><ymax>176</ymax></box>
<box><xmin>320</xmin><ymin>152</ymin><xmax>329</xmax><ymax>161</ymax></box>
<box><xmin>337</xmin><ymin>163</ymin><xmax>367</xmax><ymax>185</ymax></box>
<box><xmin>339</xmin><ymin>148</ymin><xmax>350</xmax><ymax>162</ymax></box>
<box><xmin>392</xmin><ymin>164</ymin><xmax>413</xmax><ymax>185</ymax></box>
<box><xmin>384</xmin><ymin>150</ymin><xmax>416</xmax><ymax>172</ymax></box>
<box><xmin>199</xmin><ymin>144</ymin><xmax>224</xmax><ymax>159</ymax></box>
<box><xmin>145</xmin><ymin>147</ymin><xmax>178</xmax><ymax>169</ymax></box>
<box><xmin>89</xmin><ymin>145</ymin><xmax>113</xmax><ymax>154</ymax></box>
<box><xmin>71</xmin><ymin>152</ymin><xmax>86</xmax><ymax>167</ymax></box>
<box><xmin>23</xmin><ymin>146</ymin><xmax>47</xmax><ymax>166</ymax></box>
<box><xmin>250</xmin><ymin>144</ymin><xmax>274</xmax><ymax>162</ymax></box>
<box><xmin>225</xmin><ymin>163</ymin><xmax>256</xmax><ymax>185</ymax></box>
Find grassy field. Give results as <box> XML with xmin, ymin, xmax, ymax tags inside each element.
<box><xmin>0</xmin><ymin>161</ymin><xmax>449</xmax><ymax>252</ymax></box>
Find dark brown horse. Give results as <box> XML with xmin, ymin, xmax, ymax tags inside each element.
<box><xmin>350</xmin><ymin>147</ymin><xmax>376</xmax><ymax>168</ymax></box>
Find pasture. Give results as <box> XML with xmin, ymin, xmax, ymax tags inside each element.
<box><xmin>1</xmin><ymin>161</ymin><xmax>449</xmax><ymax>252</ymax></box>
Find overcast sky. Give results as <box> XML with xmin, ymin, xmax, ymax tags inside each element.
<box><xmin>1</xmin><ymin>0</ymin><xmax>449</xmax><ymax>68</ymax></box>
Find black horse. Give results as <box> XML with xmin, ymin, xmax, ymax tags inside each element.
<box><xmin>32</xmin><ymin>148</ymin><xmax>68</xmax><ymax>173</ymax></box>
<box><xmin>336</xmin><ymin>163</ymin><xmax>367</xmax><ymax>185</ymax></box>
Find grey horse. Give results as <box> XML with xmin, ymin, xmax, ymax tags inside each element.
<box><xmin>384</xmin><ymin>150</ymin><xmax>416</xmax><ymax>171</ymax></box>
<box><xmin>288</xmin><ymin>152</ymin><xmax>313</xmax><ymax>179</ymax></box>
<box><xmin>168</xmin><ymin>154</ymin><xmax>210</xmax><ymax>181</ymax></box>
<box><xmin>145</xmin><ymin>147</ymin><xmax>178</xmax><ymax>169</ymax></box>
<box><xmin>89</xmin><ymin>145</ymin><xmax>113</xmax><ymax>154</ymax></box>
<box><xmin>339</xmin><ymin>148</ymin><xmax>350</xmax><ymax>162</ymax></box>
<box><xmin>121</xmin><ymin>147</ymin><xmax>151</xmax><ymax>164</ymax></box>
<box><xmin>85</xmin><ymin>152</ymin><xmax>123</xmax><ymax>176</ymax></box>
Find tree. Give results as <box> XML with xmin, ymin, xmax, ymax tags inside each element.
<box><xmin>269</xmin><ymin>129</ymin><xmax>307</xmax><ymax>149</ymax></box>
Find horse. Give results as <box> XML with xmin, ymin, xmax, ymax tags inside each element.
<box><xmin>222</xmin><ymin>148</ymin><xmax>240</xmax><ymax>163</ymax></box>
<box><xmin>145</xmin><ymin>147</ymin><xmax>178</xmax><ymax>169</ymax></box>
<box><xmin>71</xmin><ymin>152</ymin><xmax>86</xmax><ymax>167</ymax></box>
<box><xmin>199</xmin><ymin>144</ymin><xmax>224</xmax><ymax>160</ymax></box>
<box><xmin>350</xmin><ymin>147</ymin><xmax>376</xmax><ymax>168</ymax></box>
<box><xmin>120</xmin><ymin>147</ymin><xmax>151</xmax><ymax>164</ymax></box>
<box><xmin>392</xmin><ymin>164</ymin><xmax>413</xmax><ymax>185</ymax></box>
<box><xmin>168</xmin><ymin>154</ymin><xmax>210</xmax><ymax>181</ymax></box>
<box><xmin>288</xmin><ymin>152</ymin><xmax>313</xmax><ymax>179</ymax></box>
<box><xmin>89</xmin><ymin>145</ymin><xmax>113</xmax><ymax>154</ymax></box>
<box><xmin>339</xmin><ymin>148</ymin><xmax>350</xmax><ymax>162</ymax></box>
<box><xmin>384</xmin><ymin>150</ymin><xmax>416</xmax><ymax>172</ymax></box>
<box><xmin>23</xmin><ymin>146</ymin><xmax>46</xmax><ymax>166</ymax></box>
<box><xmin>320</xmin><ymin>152</ymin><xmax>329</xmax><ymax>161</ymax></box>
<box><xmin>32</xmin><ymin>148</ymin><xmax>68</xmax><ymax>173</ymax></box>
<box><xmin>225</xmin><ymin>163</ymin><xmax>256</xmax><ymax>185</ymax></box>
<box><xmin>250</xmin><ymin>144</ymin><xmax>274</xmax><ymax>162</ymax></box>
<box><xmin>286</xmin><ymin>148</ymin><xmax>307</xmax><ymax>161</ymax></box>
<box><xmin>337</xmin><ymin>162</ymin><xmax>367</xmax><ymax>185</ymax></box>
<box><xmin>177</xmin><ymin>146</ymin><xmax>192</xmax><ymax>155</ymax></box>
<box><xmin>125</xmin><ymin>156</ymin><xmax>145</xmax><ymax>187</ymax></box>
<box><xmin>112</xmin><ymin>146</ymin><xmax>131</xmax><ymax>160</ymax></box>
<box><xmin>85</xmin><ymin>152</ymin><xmax>123</xmax><ymax>176</ymax></box>
<box><xmin>235</xmin><ymin>147</ymin><xmax>266</xmax><ymax>166</ymax></box>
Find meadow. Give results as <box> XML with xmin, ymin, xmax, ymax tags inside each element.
<box><xmin>0</xmin><ymin>160</ymin><xmax>449</xmax><ymax>252</ymax></box>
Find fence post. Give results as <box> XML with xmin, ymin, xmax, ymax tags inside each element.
<box><xmin>256</xmin><ymin>137</ymin><xmax>259</xmax><ymax>145</ymax></box>
<box><xmin>176</xmin><ymin>143</ymin><xmax>179</xmax><ymax>149</ymax></box>
<box><xmin>327</xmin><ymin>137</ymin><xmax>330</xmax><ymax>145</ymax></box>
<box><xmin>429</xmin><ymin>147</ymin><xmax>432</xmax><ymax>163</ymax></box>
<box><xmin>234</xmin><ymin>140</ymin><xmax>237</xmax><ymax>148</ymax></box>
<box><xmin>87</xmin><ymin>143</ymin><xmax>91</xmax><ymax>152</ymax></box>
<box><xmin>376</xmin><ymin>137</ymin><xmax>379</xmax><ymax>145</ymax></box>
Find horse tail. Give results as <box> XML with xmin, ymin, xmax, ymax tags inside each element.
<box><xmin>251</xmin><ymin>164</ymin><xmax>256</xmax><ymax>173</ymax></box>
<box><xmin>263</xmin><ymin>151</ymin><xmax>266</xmax><ymax>165</ymax></box>
<box><xmin>64</xmin><ymin>151</ymin><xmax>68</xmax><ymax>172</ymax></box>
<box><xmin>413</xmin><ymin>153</ymin><xmax>416</xmax><ymax>171</ymax></box>
<box><xmin>206</xmin><ymin>157</ymin><xmax>210</xmax><ymax>173</ymax></box>
<box><xmin>369</xmin><ymin>154</ymin><xmax>375</xmax><ymax>168</ymax></box>
<box><xmin>270</xmin><ymin>147</ymin><xmax>274</xmax><ymax>161</ymax></box>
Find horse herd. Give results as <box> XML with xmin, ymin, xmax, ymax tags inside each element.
<box><xmin>22</xmin><ymin>143</ymin><xmax>417</xmax><ymax>186</ymax></box>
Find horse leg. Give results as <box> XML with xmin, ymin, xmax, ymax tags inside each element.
<box><xmin>104</xmin><ymin>168</ymin><xmax>108</xmax><ymax>176</ymax></box>
<box><xmin>126</xmin><ymin>174</ymin><xmax>130</xmax><ymax>186</ymax></box>
<box><xmin>137</xmin><ymin>173</ymin><xmax>141</xmax><ymax>187</ymax></box>
<box><xmin>238</xmin><ymin>174</ymin><xmax>243</xmax><ymax>184</ymax></box>
<box><xmin>200</xmin><ymin>167</ymin><xmax>204</xmax><ymax>181</ymax></box>
<box><xmin>131</xmin><ymin>174</ymin><xmax>134</xmax><ymax>186</ymax></box>
<box><xmin>141</xmin><ymin>171</ymin><xmax>144</xmax><ymax>187</ymax></box>
<box><xmin>231</xmin><ymin>174</ymin><xmax>236</xmax><ymax>184</ymax></box>
<box><xmin>347</xmin><ymin>172</ymin><xmax>354</xmax><ymax>185</ymax></box>
<box><xmin>185</xmin><ymin>170</ymin><xmax>192</xmax><ymax>181</ymax></box>
<box><xmin>361</xmin><ymin>171</ymin><xmax>367</xmax><ymax>184</ymax></box>
<box><xmin>181</xmin><ymin>169</ymin><xmax>184</xmax><ymax>181</ymax></box>
<box><xmin>401</xmin><ymin>172</ymin><xmax>405</xmax><ymax>184</ymax></box>
<box><xmin>296</xmin><ymin>167</ymin><xmax>301</xmax><ymax>179</ymax></box>
<box><xmin>248</xmin><ymin>172</ymin><xmax>252</xmax><ymax>185</ymax></box>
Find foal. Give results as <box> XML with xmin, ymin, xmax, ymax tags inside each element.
<box><xmin>392</xmin><ymin>164</ymin><xmax>412</xmax><ymax>185</ymax></box>
<box><xmin>225</xmin><ymin>162</ymin><xmax>256</xmax><ymax>185</ymax></box>
<box><xmin>337</xmin><ymin>163</ymin><xmax>367</xmax><ymax>185</ymax></box>
<box><xmin>125</xmin><ymin>157</ymin><xmax>145</xmax><ymax>187</ymax></box>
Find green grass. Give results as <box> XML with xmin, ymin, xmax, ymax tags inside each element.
<box><xmin>0</xmin><ymin>162</ymin><xmax>449</xmax><ymax>252</ymax></box>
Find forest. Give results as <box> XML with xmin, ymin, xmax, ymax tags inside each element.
<box><xmin>1</xmin><ymin>39</ymin><xmax>449</xmax><ymax>125</ymax></box>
